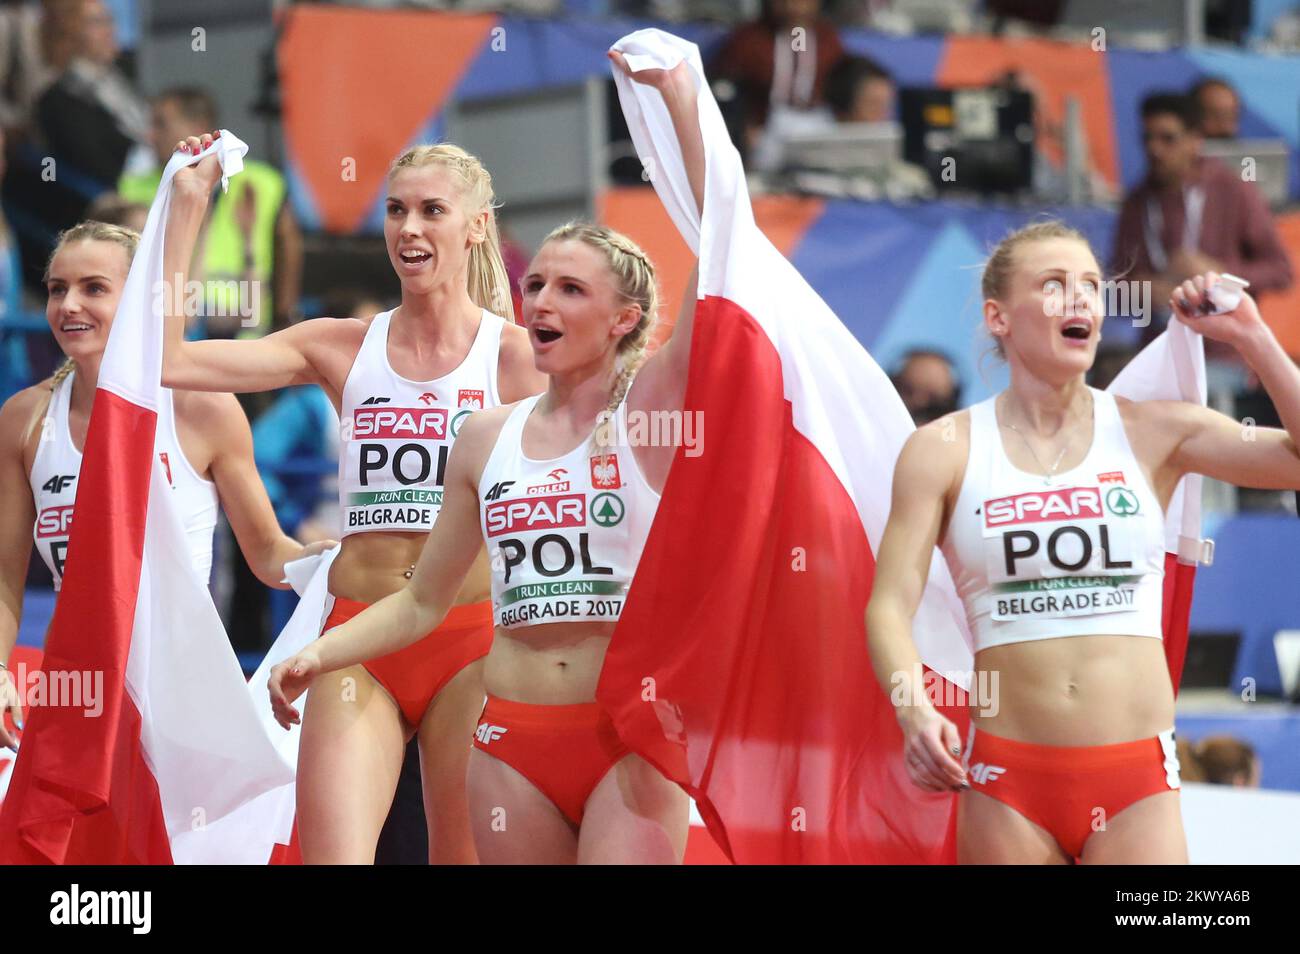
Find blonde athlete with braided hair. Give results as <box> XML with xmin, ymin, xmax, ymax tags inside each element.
<box><xmin>161</xmin><ymin>133</ymin><xmax>546</xmax><ymax>863</ymax></box>
<box><xmin>270</xmin><ymin>57</ymin><xmax>707</xmax><ymax>863</ymax></box>
<box><xmin>0</xmin><ymin>221</ymin><xmax>328</xmax><ymax>755</ymax></box>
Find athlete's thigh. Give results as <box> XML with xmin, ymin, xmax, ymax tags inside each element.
<box><xmin>467</xmin><ymin>746</ymin><xmax>577</xmax><ymax>864</ymax></box>
<box><xmin>577</xmin><ymin>753</ymin><xmax>688</xmax><ymax>865</ymax></box>
<box><xmin>1081</xmin><ymin>790</ymin><xmax>1187</xmax><ymax>865</ymax></box>
<box><xmin>958</xmin><ymin>790</ymin><xmax>1071</xmax><ymax>865</ymax></box>
<box><xmin>416</xmin><ymin>658</ymin><xmax>486</xmax><ymax>864</ymax></box>
<box><xmin>298</xmin><ymin>664</ymin><xmax>407</xmax><ymax>864</ymax></box>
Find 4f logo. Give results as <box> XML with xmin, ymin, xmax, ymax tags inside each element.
<box><xmin>41</xmin><ymin>474</ymin><xmax>76</xmax><ymax>494</ymax></box>
<box><xmin>484</xmin><ymin>480</ymin><xmax>515</xmax><ymax>501</ymax></box>
<box><xmin>590</xmin><ymin>454</ymin><xmax>620</xmax><ymax>489</ymax></box>
<box><xmin>418</xmin><ymin>392</ymin><xmax>437</xmax><ymax>405</ymax></box>
<box><xmin>360</xmin><ymin>396</ymin><xmax>391</xmax><ymax>406</ymax></box>
<box><xmin>475</xmin><ymin>723</ymin><xmax>507</xmax><ymax>744</ymax></box>
<box><xmin>968</xmin><ymin>763</ymin><xmax>1006</xmax><ymax>784</ymax></box>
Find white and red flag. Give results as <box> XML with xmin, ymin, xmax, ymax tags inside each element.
<box><xmin>0</xmin><ymin>134</ymin><xmax>293</xmax><ymax>864</ymax></box>
<box><xmin>1108</xmin><ymin>321</ymin><xmax>1209</xmax><ymax>692</ymax></box>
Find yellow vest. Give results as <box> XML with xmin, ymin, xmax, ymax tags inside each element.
<box><xmin>118</xmin><ymin>159</ymin><xmax>287</xmax><ymax>337</ymax></box>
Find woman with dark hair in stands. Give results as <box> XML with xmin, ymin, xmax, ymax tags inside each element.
<box><xmin>161</xmin><ymin>133</ymin><xmax>546</xmax><ymax>864</ymax></box>
<box><xmin>867</xmin><ymin>220</ymin><xmax>1300</xmax><ymax>863</ymax></box>
<box><xmin>0</xmin><ymin>220</ymin><xmax>327</xmax><ymax>755</ymax></box>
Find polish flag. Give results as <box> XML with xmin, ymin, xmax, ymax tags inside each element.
<box><xmin>1107</xmin><ymin>321</ymin><xmax>1208</xmax><ymax>692</ymax></box>
<box><xmin>0</xmin><ymin>134</ymin><xmax>293</xmax><ymax>864</ymax></box>
<box><xmin>599</xmin><ymin>30</ymin><xmax>1207</xmax><ymax>865</ymax></box>
<box><xmin>599</xmin><ymin>31</ymin><xmax>975</xmax><ymax>865</ymax></box>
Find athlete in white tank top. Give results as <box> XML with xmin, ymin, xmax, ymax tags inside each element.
<box><xmin>339</xmin><ymin>308</ymin><xmax>505</xmax><ymax>537</ymax></box>
<box><xmin>28</xmin><ymin>370</ymin><xmax>218</xmax><ymax>590</ymax></box>
<box><xmin>477</xmin><ymin>391</ymin><xmax>660</xmax><ymax>629</ymax></box>
<box><xmin>941</xmin><ymin>387</ymin><xmax>1167</xmax><ymax>651</ymax></box>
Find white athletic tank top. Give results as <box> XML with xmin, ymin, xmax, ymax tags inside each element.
<box><xmin>940</xmin><ymin>388</ymin><xmax>1166</xmax><ymax>651</ymax></box>
<box><xmin>29</xmin><ymin>371</ymin><xmax>219</xmax><ymax>590</ymax></box>
<box><xmin>477</xmin><ymin>391</ymin><xmax>661</xmax><ymax>629</ymax></box>
<box><xmin>338</xmin><ymin>308</ymin><xmax>505</xmax><ymax>537</ymax></box>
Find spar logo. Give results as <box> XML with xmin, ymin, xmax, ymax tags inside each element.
<box><xmin>458</xmin><ymin>389</ymin><xmax>485</xmax><ymax>409</ymax></box>
<box><xmin>1105</xmin><ymin>486</ymin><xmax>1141</xmax><ymax>517</ymax></box>
<box><xmin>984</xmin><ymin>486</ymin><xmax>1103</xmax><ymax>528</ymax></box>
<box><xmin>484</xmin><ymin>492</ymin><xmax>586</xmax><ymax>538</ymax></box>
<box><xmin>36</xmin><ymin>505</ymin><xmax>73</xmax><ymax>539</ymax></box>
<box><xmin>353</xmin><ymin>407</ymin><xmax>448</xmax><ymax>440</ymax></box>
<box><xmin>450</xmin><ymin>409</ymin><xmax>472</xmax><ymax>438</ymax></box>
<box><xmin>591</xmin><ymin>492</ymin><xmax>625</xmax><ymax>528</ymax></box>
<box><xmin>528</xmin><ymin>468</ymin><xmax>571</xmax><ymax>495</ymax></box>
<box><xmin>590</xmin><ymin>454</ymin><xmax>621</xmax><ymax>489</ymax></box>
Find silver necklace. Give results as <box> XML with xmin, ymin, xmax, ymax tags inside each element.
<box><xmin>1000</xmin><ymin>392</ymin><xmax>1093</xmax><ymax>485</ymax></box>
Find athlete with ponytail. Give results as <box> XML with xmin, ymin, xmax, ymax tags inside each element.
<box><xmin>0</xmin><ymin>221</ymin><xmax>327</xmax><ymax>754</ymax></box>
<box><xmin>867</xmin><ymin>221</ymin><xmax>1300</xmax><ymax>863</ymax></box>
<box><xmin>268</xmin><ymin>56</ymin><xmax>705</xmax><ymax>864</ymax></box>
<box><xmin>161</xmin><ymin>133</ymin><xmax>545</xmax><ymax>863</ymax></box>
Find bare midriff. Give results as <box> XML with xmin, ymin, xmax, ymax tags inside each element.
<box><xmin>328</xmin><ymin>531</ymin><xmax>491</xmax><ymax>610</ymax></box>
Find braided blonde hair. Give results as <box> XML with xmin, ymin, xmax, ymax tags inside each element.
<box><xmin>389</xmin><ymin>144</ymin><xmax>515</xmax><ymax>321</ymax></box>
<box><xmin>539</xmin><ymin>222</ymin><xmax>659</xmax><ymax>454</ymax></box>
<box><xmin>25</xmin><ymin>221</ymin><xmax>139</xmax><ymax>442</ymax></box>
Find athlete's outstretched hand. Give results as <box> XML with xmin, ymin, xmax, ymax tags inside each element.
<box><xmin>1170</xmin><ymin>270</ymin><xmax>1266</xmax><ymax>349</ymax></box>
<box><xmin>268</xmin><ymin>647</ymin><xmax>322</xmax><ymax>730</ymax></box>
<box><xmin>607</xmin><ymin>49</ymin><xmax>694</xmax><ymax>99</ymax></box>
<box><xmin>172</xmin><ymin>131</ymin><xmax>223</xmax><ymax>196</ymax></box>
<box><xmin>897</xmin><ymin>704</ymin><xmax>967</xmax><ymax>792</ymax></box>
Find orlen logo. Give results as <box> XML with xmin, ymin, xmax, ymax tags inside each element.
<box><xmin>484</xmin><ymin>492</ymin><xmax>585</xmax><ymax>538</ymax></box>
<box><xmin>36</xmin><ymin>505</ymin><xmax>74</xmax><ymax>539</ymax></box>
<box><xmin>528</xmin><ymin>468</ymin><xmax>570</xmax><ymax>495</ymax></box>
<box><xmin>418</xmin><ymin>392</ymin><xmax>437</xmax><ymax>406</ymax></box>
<box><xmin>984</xmin><ymin>486</ymin><xmax>1102</xmax><ymax>528</ymax></box>
<box><xmin>353</xmin><ymin>407</ymin><xmax>448</xmax><ymax>440</ymax></box>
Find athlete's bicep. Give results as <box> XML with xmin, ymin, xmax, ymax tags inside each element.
<box><xmin>1171</xmin><ymin>401</ymin><xmax>1300</xmax><ymax>490</ymax></box>
<box><xmin>164</xmin><ymin>320</ymin><xmax>324</xmax><ymax>394</ymax></box>
<box><xmin>0</xmin><ymin>400</ymin><xmax>37</xmax><ymax>637</ymax></box>
<box><xmin>872</xmin><ymin>427</ymin><xmax>955</xmax><ymax>618</ymax></box>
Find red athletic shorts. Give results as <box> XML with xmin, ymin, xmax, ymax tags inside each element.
<box><xmin>323</xmin><ymin>596</ymin><xmax>494</xmax><ymax>728</ymax></box>
<box><xmin>471</xmin><ymin>695</ymin><xmax>629</xmax><ymax>826</ymax></box>
<box><xmin>963</xmin><ymin>726</ymin><xmax>1182</xmax><ymax>859</ymax></box>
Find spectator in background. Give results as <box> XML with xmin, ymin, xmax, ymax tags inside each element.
<box><xmin>711</xmin><ymin>0</ymin><xmax>844</xmax><ymax>162</ymax></box>
<box><xmin>1190</xmin><ymin>76</ymin><xmax>1240</xmax><ymax>140</ymax></box>
<box><xmin>1177</xmin><ymin>736</ymin><xmax>1261</xmax><ymax>787</ymax></box>
<box><xmin>83</xmin><ymin>190</ymin><xmax>145</xmax><ymax>232</ymax></box>
<box><xmin>119</xmin><ymin>86</ymin><xmax>303</xmax><ymax>337</ymax></box>
<box><xmin>35</xmin><ymin>0</ymin><xmax>148</xmax><ymax>187</ymax></box>
<box><xmin>890</xmin><ymin>348</ymin><xmax>960</xmax><ymax>425</ymax></box>
<box><xmin>823</xmin><ymin>53</ymin><xmax>894</xmax><ymax>124</ymax></box>
<box><xmin>0</xmin><ymin>0</ymin><xmax>78</xmax><ymax>135</ymax></box>
<box><xmin>1112</xmin><ymin>93</ymin><xmax>1292</xmax><ymax>340</ymax></box>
